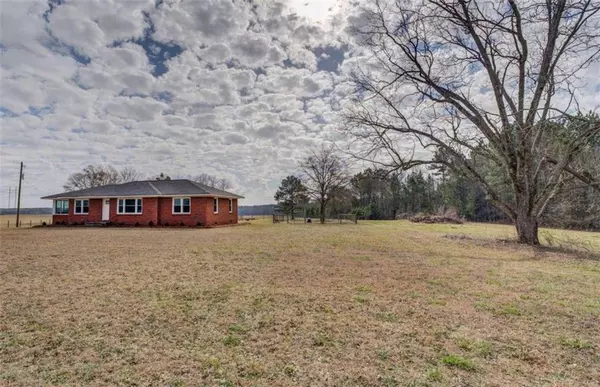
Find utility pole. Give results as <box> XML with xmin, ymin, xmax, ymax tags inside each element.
<box><xmin>16</xmin><ymin>162</ymin><xmax>24</xmax><ymax>228</ymax></box>
<box><xmin>8</xmin><ymin>187</ymin><xmax>11</xmax><ymax>209</ymax></box>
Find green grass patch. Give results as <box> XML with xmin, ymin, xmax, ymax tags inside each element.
<box><xmin>378</xmin><ymin>375</ymin><xmax>399</xmax><ymax>387</ymax></box>
<box><xmin>499</xmin><ymin>305</ymin><xmax>522</xmax><ymax>316</ymax></box>
<box><xmin>228</xmin><ymin>324</ymin><xmax>247</xmax><ymax>333</ymax></box>
<box><xmin>561</xmin><ymin>338</ymin><xmax>593</xmax><ymax>349</ymax></box>
<box><xmin>313</xmin><ymin>332</ymin><xmax>333</xmax><ymax>347</ymax></box>
<box><xmin>441</xmin><ymin>354</ymin><xmax>476</xmax><ymax>371</ymax></box>
<box><xmin>222</xmin><ymin>335</ymin><xmax>242</xmax><ymax>347</ymax></box>
<box><xmin>377</xmin><ymin>349</ymin><xmax>389</xmax><ymax>361</ymax></box>
<box><xmin>456</xmin><ymin>338</ymin><xmax>493</xmax><ymax>358</ymax></box>
<box><xmin>425</xmin><ymin>367</ymin><xmax>443</xmax><ymax>382</ymax></box>
<box><xmin>355</xmin><ymin>284</ymin><xmax>373</xmax><ymax>293</ymax></box>
<box><xmin>354</xmin><ymin>295</ymin><xmax>370</xmax><ymax>304</ymax></box>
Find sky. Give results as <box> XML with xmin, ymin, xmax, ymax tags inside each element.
<box><xmin>0</xmin><ymin>0</ymin><xmax>352</xmax><ymax>207</ymax></box>
<box><xmin>1</xmin><ymin>0</ymin><xmax>599</xmax><ymax>208</ymax></box>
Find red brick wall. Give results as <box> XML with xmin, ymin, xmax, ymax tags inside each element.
<box><xmin>205</xmin><ymin>197</ymin><xmax>238</xmax><ymax>226</ymax></box>
<box><xmin>158</xmin><ymin>197</ymin><xmax>205</xmax><ymax>226</ymax></box>
<box><xmin>51</xmin><ymin>197</ymin><xmax>238</xmax><ymax>226</ymax></box>
<box><xmin>52</xmin><ymin>198</ymin><xmax>102</xmax><ymax>225</ymax></box>
<box><xmin>109</xmin><ymin>197</ymin><xmax>158</xmax><ymax>225</ymax></box>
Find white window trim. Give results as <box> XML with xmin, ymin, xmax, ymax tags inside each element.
<box><xmin>172</xmin><ymin>197</ymin><xmax>191</xmax><ymax>214</ymax></box>
<box><xmin>117</xmin><ymin>198</ymin><xmax>143</xmax><ymax>215</ymax></box>
<box><xmin>74</xmin><ymin>198</ymin><xmax>89</xmax><ymax>215</ymax></box>
<box><xmin>228</xmin><ymin>199</ymin><xmax>233</xmax><ymax>213</ymax></box>
<box><xmin>213</xmin><ymin>197</ymin><xmax>219</xmax><ymax>214</ymax></box>
<box><xmin>54</xmin><ymin>199</ymin><xmax>69</xmax><ymax>215</ymax></box>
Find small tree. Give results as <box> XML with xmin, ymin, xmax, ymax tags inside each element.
<box><xmin>300</xmin><ymin>146</ymin><xmax>349</xmax><ymax>224</ymax></box>
<box><xmin>63</xmin><ymin>164</ymin><xmax>141</xmax><ymax>191</ymax></box>
<box><xmin>155</xmin><ymin>173</ymin><xmax>171</xmax><ymax>181</ymax></box>
<box><xmin>274</xmin><ymin>175</ymin><xmax>308</xmax><ymax>219</ymax></box>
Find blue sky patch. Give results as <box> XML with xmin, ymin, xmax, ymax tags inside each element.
<box><xmin>313</xmin><ymin>45</ymin><xmax>346</xmax><ymax>73</ymax></box>
<box><xmin>0</xmin><ymin>107</ymin><xmax>18</xmax><ymax>117</ymax></box>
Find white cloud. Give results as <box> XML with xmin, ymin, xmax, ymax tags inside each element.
<box><xmin>3</xmin><ymin>0</ymin><xmax>594</xmax><ymax>210</ymax></box>
<box><xmin>104</xmin><ymin>96</ymin><xmax>168</xmax><ymax>121</ymax></box>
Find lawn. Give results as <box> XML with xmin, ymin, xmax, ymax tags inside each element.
<box><xmin>1</xmin><ymin>220</ymin><xmax>599</xmax><ymax>386</ymax></box>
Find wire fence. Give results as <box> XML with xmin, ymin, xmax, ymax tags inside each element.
<box><xmin>0</xmin><ymin>216</ymin><xmax>52</xmax><ymax>228</ymax></box>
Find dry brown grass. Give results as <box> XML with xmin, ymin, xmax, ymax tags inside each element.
<box><xmin>0</xmin><ymin>215</ymin><xmax>52</xmax><ymax>228</ymax></box>
<box><xmin>1</xmin><ymin>220</ymin><xmax>599</xmax><ymax>386</ymax></box>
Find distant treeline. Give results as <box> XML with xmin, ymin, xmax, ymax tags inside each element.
<box><xmin>0</xmin><ymin>208</ymin><xmax>53</xmax><ymax>215</ymax></box>
<box><xmin>238</xmin><ymin>205</ymin><xmax>276</xmax><ymax>216</ymax></box>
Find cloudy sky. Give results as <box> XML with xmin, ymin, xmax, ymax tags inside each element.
<box><xmin>2</xmin><ymin>0</ymin><xmax>599</xmax><ymax>208</ymax></box>
<box><xmin>1</xmin><ymin>0</ymin><xmax>355</xmax><ymax>207</ymax></box>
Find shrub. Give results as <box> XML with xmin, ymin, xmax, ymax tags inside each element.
<box><xmin>180</xmin><ymin>221</ymin><xmax>185</xmax><ymax>227</ymax></box>
<box><xmin>164</xmin><ymin>222</ymin><xmax>169</xmax><ymax>227</ymax></box>
<box><xmin>42</xmin><ymin>222</ymin><xmax>47</xmax><ymax>226</ymax></box>
<box><xmin>148</xmin><ymin>221</ymin><xmax>154</xmax><ymax>227</ymax></box>
<box><xmin>196</xmin><ymin>221</ymin><xmax>203</xmax><ymax>227</ymax></box>
<box><xmin>135</xmin><ymin>222</ymin><xmax>140</xmax><ymax>227</ymax></box>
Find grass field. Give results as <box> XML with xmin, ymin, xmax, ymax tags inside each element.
<box><xmin>1</xmin><ymin>220</ymin><xmax>599</xmax><ymax>386</ymax></box>
<box><xmin>0</xmin><ymin>215</ymin><xmax>52</xmax><ymax>228</ymax></box>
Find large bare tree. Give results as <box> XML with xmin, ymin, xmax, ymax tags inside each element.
<box><xmin>300</xmin><ymin>146</ymin><xmax>349</xmax><ymax>223</ymax></box>
<box><xmin>189</xmin><ymin>173</ymin><xmax>233</xmax><ymax>191</ymax></box>
<box><xmin>63</xmin><ymin>164</ymin><xmax>142</xmax><ymax>191</ymax></box>
<box><xmin>345</xmin><ymin>0</ymin><xmax>600</xmax><ymax>244</ymax></box>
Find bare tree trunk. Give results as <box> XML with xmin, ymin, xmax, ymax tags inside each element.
<box><xmin>320</xmin><ymin>199</ymin><xmax>326</xmax><ymax>224</ymax></box>
<box><xmin>515</xmin><ymin>213</ymin><xmax>540</xmax><ymax>245</ymax></box>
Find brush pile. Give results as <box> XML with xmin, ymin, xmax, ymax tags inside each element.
<box><xmin>409</xmin><ymin>213</ymin><xmax>463</xmax><ymax>224</ymax></box>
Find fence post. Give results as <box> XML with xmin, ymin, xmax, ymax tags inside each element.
<box><xmin>30</xmin><ymin>220</ymin><xmax>32</xmax><ymax>227</ymax></box>
<box><xmin>7</xmin><ymin>220</ymin><xmax>9</xmax><ymax>228</ymax></box>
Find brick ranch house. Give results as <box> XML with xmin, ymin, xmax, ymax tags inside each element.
<box><xmin>41</xmin><ymin>179</ymin><xmax>244</xmax><ymax>226</ymax></box>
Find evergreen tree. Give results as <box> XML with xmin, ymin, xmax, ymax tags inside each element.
<box><xmin>274</xmin><ymin>175</ymin><xmax>308</xmax><ymax>219</ymax></box>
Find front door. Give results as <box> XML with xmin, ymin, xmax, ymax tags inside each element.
<box><xmin>102</xmin><ymin>199</ymin><xmax>110</xmax><ymax>221</ymax></box>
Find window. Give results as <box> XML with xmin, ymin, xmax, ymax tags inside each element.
<box><xmin>117</xmin><ymin>198</ymin><xmax>142</xmax><ymax>214</ymax></box>
<box><xmin>74</xmin><ymin>199</ymin><xmax>89</xmax><ymax>214</ymax></box>
<box><xmin>228</xmin><ymin>199</ymin><xmax>233</xmax><ymax>213</ymax></box>
<box><xmin>213</xmin><ymin>197</ymin><xmax>219</xmax><ymax>214</ymax></box>
<box><xmin>173</xmin><ymin>197</ymin><xmax>191</xmax><ymax>214</ymax></box>
<box><xmin>54</xmin><ymin>200</ymin><xmax>69</xmax><ymax>214</ymax></box>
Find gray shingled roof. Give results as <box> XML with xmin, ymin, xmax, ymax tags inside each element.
<box><xmin>41</xmin><ymin>179</ymin><xmax>244</xmax><ymax>199</ymax></box>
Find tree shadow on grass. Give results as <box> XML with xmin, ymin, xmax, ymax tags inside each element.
<box><xmin>443</xmin><ymin>234</ymin><xmax>599</xmax><ymax>261</ymax></box>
